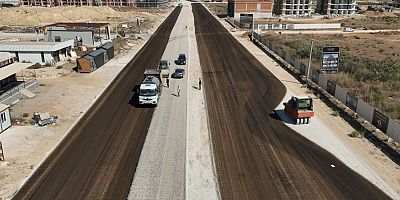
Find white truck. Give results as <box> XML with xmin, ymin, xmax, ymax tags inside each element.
<box><xmin>138</xmin><ymin>69</ymin><xmax>162</xmax><ymax>106</ymax></box>
<box><xmin>159</xmin><ymin>60</ymin><xmax>170</xmax><ymax>78</ymax></box>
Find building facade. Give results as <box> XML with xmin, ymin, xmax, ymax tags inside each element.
<box><xmin>44</xmin><ymin>23</ymin><xmax>111</xmax><ymax>48</ymax></box>
<box><xmin>0</xmin><ymin>104</ymin><xmax>11</xmax><ymax>133</ymax></box>
<box><xmin>17</xmin><ymin>0</ymin><xmax>169</xmax><ymax>6</ymax></box>
<box><xmin>228</xmin><ymin>0</ymin><xmax>274</xmax><ymax>18</ymax></box>
<box><xmin>318</xmin><ymin>0</ymin><xmax>356</xmax><ymax>15</ymax></box>
<box><xmin>0</xmin><ymin>40</ymin><xmax>75</xmax><ymax>65</ymax></box>
<box><xmin>274</xmin><ymin>0</ymin><xmax>313</xmax><ymax>16</ymax></box>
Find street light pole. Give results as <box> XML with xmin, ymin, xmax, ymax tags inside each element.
<box><xmin>251</xmin><ymin>14</ymin><xmax>254</xmax><ymax>41</ymax></box>
<box><xmin>306</xmin><ymin>39</ymin><xmax>314</xmax><ymax>88</ymax></box>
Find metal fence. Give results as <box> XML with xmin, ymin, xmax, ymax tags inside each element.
<box><xmin>252</xmin><ymin>32</ymin><xmax>400</xmax><ymax>144</ymax></box>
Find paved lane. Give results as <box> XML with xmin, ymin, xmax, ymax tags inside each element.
<box><xmin>193</xmin><ymin>4</ymin><xmax>391</xmax><ymax>200</ymax></box>
<box><xmin>13</xmin><ymin>7</ymin><xmax>181</xmax><ymax>200</ymax></box>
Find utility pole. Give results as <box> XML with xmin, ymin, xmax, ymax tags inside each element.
<box><xmin>251</xmin><ymin>14</ymin><xmax>254</xmax><ymax>41</ymax></box>
<box><xmin>306</xmin><ymin>40</ymin><xmax>314</xmax><ymax>88</ymax></box>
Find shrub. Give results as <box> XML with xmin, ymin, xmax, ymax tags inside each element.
<box><xmin>28</xmin><ymin>63</ymin><xmax>42</xmax><ymax>69</ymax></box>
<box><xmin>331</xmin><ymin>110</ymin><xmax>339</xmax><ymax>117</ymax></box>
<box><xmin>349</xmin><ymin>130</ymin><xmax>364</xmax><ymax>138</ymax></box>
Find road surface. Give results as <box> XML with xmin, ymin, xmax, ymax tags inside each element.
<box><xmin>13</xmin><ymin>7</ymin><xmax>181</xmax><ymax>200</ymax></box>
<box><xmin>193</xmin><ymin>3</ymin><xmax>391</xmax><ymax>200</ymax></box>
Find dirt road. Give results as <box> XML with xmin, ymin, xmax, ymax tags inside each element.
<box><xmin>12</xmin><ymin>7</ymin><xmax>181</xmax><ymax>200</ymax></box>
<box><xmin>193</xmin><ymin>3</ymin><xmax>391</xmax><ymax>200</ymax></box>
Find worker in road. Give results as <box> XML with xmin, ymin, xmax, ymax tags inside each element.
<box><xmin>198</xmin><ymin>78</ymin><xmax>202</xmax><ymax>90</ymax></box>
<box><xmin>177</xmin><ymin>85</ymin><xmax>181</xmax><ymax>97</ymax></box>
<box><xmin>166</xmin><ymin>78</ymin><xmax>170</xmax><ymax>88</ymax></box>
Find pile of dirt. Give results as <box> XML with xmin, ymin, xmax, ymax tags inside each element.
<box><xmin>0</xmin><ymin>6</ymin><xmax>160</xmax><ymax>27</ymax></box>
<box><xmin>363</xmin><ymin>11</ymin><xmax>398</xmax><ymax>17</ymax></box>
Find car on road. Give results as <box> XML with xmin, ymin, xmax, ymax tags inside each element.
<box><xmin>176</xmin><ymin>53</ymin><xmax>186</xmax><ymax>65</ymax></box>
<box><xmin>171</xmin><ymin>68</ymin><xmax>185</xmax><ymax>78</ymax></box>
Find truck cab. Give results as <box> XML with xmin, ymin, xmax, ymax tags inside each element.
<box><xmin>159</xmin><ymin>60</ymin><xmax>170</xmax><ymax>78</ymax></box>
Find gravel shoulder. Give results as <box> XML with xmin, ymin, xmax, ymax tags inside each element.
<box><xmin>216</xmin><ymin>17</ymin><xmax>400</xmax><ymax>199</ymax></box>
<box><xmin>127</xmin><ymin>4</ymin><xmax>188</xmax><ymax>199</ymax></box>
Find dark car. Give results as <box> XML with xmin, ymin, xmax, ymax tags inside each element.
<box><xmin>177</xmin><ymin>53</ymin><xmax>186</xmax><ymax>65</ymax></box>
<box><xmin>171</xmin><ymin>68</ymin><xmax>185</xmax><ymax>78</ymax></box>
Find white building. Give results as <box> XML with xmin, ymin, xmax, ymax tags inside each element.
<box><xmin>0</xmin><ymin>40</ymin><xmax>74</xmax><ymax>66</ymax></box>
<box><xmin>275</xmin><ymin>0</ymin><xmax>313</xmax><ymax>16</ymax></box>
<box><xmin>0</xmin><ymin>104</ymin><xmax>11</xmax><ymax>133</ymax></box>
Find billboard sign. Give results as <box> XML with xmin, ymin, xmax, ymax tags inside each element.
<box><xmin>372</xmin><ymin>109</ymin><xmax>389</xmax><ymax>133</ymax></box>
<box><xmin>321</xmin><ymin>46</ymin><xmax>340</xmax><ymax>73</ymax></box>
<box><xmin>240</xmin><ymin>14</ymin><xmax>253</xmax><ymax>29</ymax></box>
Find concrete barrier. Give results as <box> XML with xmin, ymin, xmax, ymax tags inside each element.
<box><xmin>387</xmin><ymin>119</ymin><xmax>400</xmax><ymax>143</ymax></box>
<box><xmin>335</xmin><ymin>85</ymin><xmax>348</xmax><ymax>104</ymax></box>
<box><xmin>356</xmin><ymin>100</ymin><xmax>375</xmax><ymax>123</ymax></box>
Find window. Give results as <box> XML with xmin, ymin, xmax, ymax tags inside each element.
<box><xmin>41</xmin><ymin>52</ymin><xmax>45</xmax><ymax>63</ymax></box>
<box><xmin>1</xmin><ymin>113</ymin><xmax>5</xmax><ymax>123</ymax></box>
<box><xmin>54</xmin><ymin>36</ymin><xmax>61</xmax><ymax>42</ymax></box>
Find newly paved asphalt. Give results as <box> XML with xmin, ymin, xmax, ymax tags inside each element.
<box><xmin>193</xmin><ymin>3</ymin><xmax>390</xmax><ymax>200</ymax></box>
<box><xmin>13</xmin><ymin>7</ymin><xmax>181</xmax><ymax>200</ymax></box>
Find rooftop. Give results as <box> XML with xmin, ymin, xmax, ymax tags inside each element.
<box><xmin>0</xmin><ymin>40</ymin><xmax>74</xmax><ymax>52</ymax></box>
<box><xmin>46</xmin><ymin>22</ymin><xmax>110</xmax><ymax>29</ymax></box>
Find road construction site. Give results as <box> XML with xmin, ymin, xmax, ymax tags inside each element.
<box><xmin>0</xmin><ymin>2</ymin><xmax>399</xmax><ymax>200</ymax></box>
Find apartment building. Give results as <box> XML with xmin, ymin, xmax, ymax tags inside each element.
<box><xmin>274</xmin><ymin>0</ymin><xmax>313</xmax><ymax>16</ymax></box>
<box><xmin>318</xmin><ymin>0</ymin><xmax>357</xmax><ymax>15</ymax></box>
<box><xmin>18</xmin><ymin>0</ymin><xmax>163</xmax><ymax>6</ymax></box>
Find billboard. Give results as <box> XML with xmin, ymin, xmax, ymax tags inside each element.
<box><xmin>321</xmin><ymin>46</ymin><xmax>340</xmax><ymax>73</ymax></box>
<box><xmin>240</xmin><ymin>14</ymin><xmax>253</xmax><ymax>28</ymax></box>
<box><xmin>372</xmin><ymin>109</ymin><xmax>389</xmax><ymax>133</ymax></box>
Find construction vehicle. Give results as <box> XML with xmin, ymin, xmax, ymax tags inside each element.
<box><xmin>159</xmin><ymin>60</ymin><xmax>170</xmax><ymax>78</ymax></box>
<box><xmin>283</xmin><ymin>96</ymin><xmax>314</xmax><ymax>124</ymax></box>
<box><xmin>138</xmin><ymin>69</ymin><xmax>162</xmax><ymax>106</ymax></box>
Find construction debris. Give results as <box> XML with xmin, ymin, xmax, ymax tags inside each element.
<box><xmin>33</xmin><ymin>112</ymin><xmax>57</xmax><ymax>126</ymax></box>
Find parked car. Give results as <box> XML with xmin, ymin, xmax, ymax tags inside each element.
<box><xmin>171</xmin><ymin>68</ymin><xmax>185</xmax><ymax>78</ymax></box>
<box><xmin>176</xmin><ymin>53</ymin><xmax>186</xmax><ymax>65</ymax></box>
<box><xmin>343</xmin><ymin>27</ymin><xmax>354</xmax><ymax>32</ymax></box>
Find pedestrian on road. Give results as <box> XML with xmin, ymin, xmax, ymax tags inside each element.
<box><xmin>177</xmin><ymin>86</ymin><xmax>181</xmax><ymax>97</ymax></box>
<box><xmin>166</xmin><ymin>78</ymin><xmax>170</xmax><ymax>88</ymax></box>
<box><xmin>198</xmin><ymin>78</ymin><xmax>202</xmax><ymax>90</ymax></box>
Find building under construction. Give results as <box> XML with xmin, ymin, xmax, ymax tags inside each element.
<box><xmin>274</xmin><ymin>0</ymin><xmax>313</xmax><ymax>16</ymax></box>
<box><xmin>228</xmin><ymin>0</ymin><xmax>274</xmax><ymax>18</ymax></box>
<box><xmin>317</xmin><ymin>0</ymin><xmax>357</xmax><ymax>15</ymax></box>
<box><xmin>17</xmin><ymin>0</ymin><xmax>166</xmax><ymax>7</ymax></box>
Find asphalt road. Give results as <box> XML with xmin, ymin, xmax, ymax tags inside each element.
<box><xmin>13</xmin><ymin>7</ymin><xmax>181</xmax><ymax>200</ymax></box>
<box><xmin>193</xmin><ymin>3</ymin><xmax>391</xmax><ymax>200</ymax></box>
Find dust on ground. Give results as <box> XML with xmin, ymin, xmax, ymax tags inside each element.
<box><xmin>0</xmin><ymin>5</ymin><xmax>173</xmax><ymax>33</ymax></box>
<box><xmin>0</xmin><ymin>6</ymin><xmax>172</xmax><ymax>198</ymax></box>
